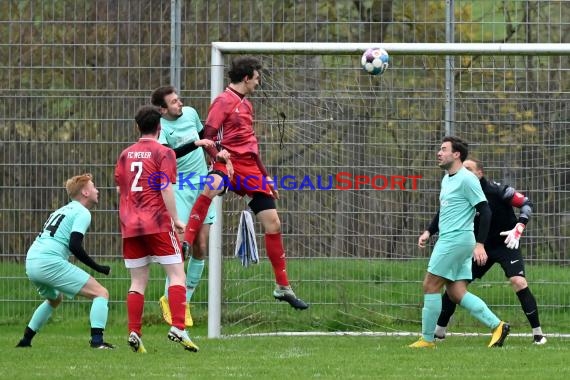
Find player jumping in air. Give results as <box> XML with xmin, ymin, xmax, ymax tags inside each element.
<box><xmin>183</xmin><ymin>56</ymin><xmax>308</xmax><ymax>310</ymax></box>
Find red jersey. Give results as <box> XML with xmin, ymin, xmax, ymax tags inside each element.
<box><xmin>114</xmin><ymin>138</ymin><xmax>177</xmax><ymax>238</ymax></box>
<box><xmin>204</xmin><ymin>87</ymin><xmax>260</xmax><ymax>159</ymax></box>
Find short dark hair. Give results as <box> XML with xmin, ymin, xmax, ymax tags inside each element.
<box><xmin>442</xmin><ymin>135</ymin><xmax>469</xmax><ymax>162</ymax></box>
<box><xmin>151</xmin><ymin>86</ymin><xmax>177</xmax><ymax>108</ymax></box>
<box><xmin>228</xmin><ymin>56</ymin><xmax>262</xmax><ymax>83</ymax></box>
<box><xmin>134</xmin><ymin>105</ymin><xmax>161</xmax><ymax>135</ymax></box>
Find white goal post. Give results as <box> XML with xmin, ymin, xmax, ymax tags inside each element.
<box><xmin>207</xmin><ymin>42</ymin><xmax>570</xmax><ymax>338</ymax></box>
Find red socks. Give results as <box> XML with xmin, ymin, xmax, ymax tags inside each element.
<box><xmin>127</xmin><ymin>291</ymin><xmax>144</xmax><ymax>336</ymax></box>
<box><xmin>265</xmin><ymin>232</ymin><xmax>289</xmax><ymax>286</ymax></box>
<box><xmin>127</xmin><ymin>287</ymin><xmax>186</xmax><ymax>334</ymax></box>
<box><xmin>168</xmin><ymin>285</ymin><xmax>186</xmax><ymax>330</ymax></box>
<box><xmin>184</xmin><ymin>194</ymin><xmax>212</xmax><ymax>244</ymax></box>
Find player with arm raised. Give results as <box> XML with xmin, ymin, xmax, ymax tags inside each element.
<box><xmin>435</xmin><ymin>158</ymin><xmax>545</xmax><ymax>345</ymax></box>
<box><xmin>182</xmin><ymin>56</ymin><xmax>308</xmax><ymax>310</ymax></box>
<box><xmin>115</xmin><ymin>105</ymin><xmax>198</xmax><ymax>353</ymax></box>
<box><xmin>410</xmin><ymin>136</ymin><xmax>509</xmax><ymax>348</ymax></box>
<box><xmin>16</xmin><ymin>173</ymin><xmax>114</xmax><ymax>349</ymax></box>
<box><xmin>150</xmin><ymin>85</ymin><xmax>216</xmax><ymax>328</ymax></box>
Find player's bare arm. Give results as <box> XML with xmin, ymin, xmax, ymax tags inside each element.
<box><xmin>419</xmin><ymin>210</ymin><xmax>439</xmax><ymax>248</ymax></box>
<box><xmin>161</xmin><ymin>183</ymin><xmax>184</xmax><ymax>234</ymax></box>
<box><xmin>266</xmin><ymin>176</ymin><xmax>279</xmax><ymax>200</ymax></box>
<box><xmin>418</xmin><ymin>231</ymin><xmax>430</xmax><ymax>248</ymax></box>
<box><xmin>194</xmin><ymin>139</ymin><xmax>216</xmax><ymax>148</ymax></box>
<box><xmin>473</xmin><ymin>242</ymin><xmax>488</xmax><ymax>266</ymax></box>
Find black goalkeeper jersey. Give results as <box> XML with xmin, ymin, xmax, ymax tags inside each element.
<box><xmin>474</xmin><ymin>177</ymin><xmax>519</xmax><ymax>248</ymax></box>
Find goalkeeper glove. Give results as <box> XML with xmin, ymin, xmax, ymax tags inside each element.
<box><xmin>500</xmin><ymin>223</ymin><xmax>525</xmax><ymax>249</ymax></box>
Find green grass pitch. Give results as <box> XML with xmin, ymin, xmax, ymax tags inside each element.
<box><xmin>1</xmin><ymin>321</ymin><xmax>569</xmax><ymax>380</ymax></box>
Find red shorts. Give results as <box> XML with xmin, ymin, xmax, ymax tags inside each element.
<box><xmin>122</xmin><ymin>231</ymin><xmax>182</xmax><ymax>269</ymax></box>
<box><xmin>213</xmin><ymin>156</ymin><xmax>273</xmax><ymax>198</ymax></box>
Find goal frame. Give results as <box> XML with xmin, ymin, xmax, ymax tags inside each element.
<box><xmin>207</xmin><ymin>42</ymin><xmax>569</xmax><ymax>338</ymax></box>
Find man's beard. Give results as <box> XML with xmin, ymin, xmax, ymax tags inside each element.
<box><xmin>438</xmin><ymin>160</ymin><xmax>452</xmax><ymax>170</ymax></box>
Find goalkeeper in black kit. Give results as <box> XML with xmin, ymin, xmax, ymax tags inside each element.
<box><xmin>434</xmin><ymin>158</ymin><xmax>546</xmax><ymax>345</ymax></box>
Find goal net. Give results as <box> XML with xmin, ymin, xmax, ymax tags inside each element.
<box><xmin>204</xmin><ymin>43</ymin><xmax>570</xmax><ymax>337</ymax></box>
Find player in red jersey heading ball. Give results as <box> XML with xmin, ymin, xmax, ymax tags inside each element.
<box><xmin>183</xmin><ymin>56</ymin><xmax>308</xmax><ymax>310</ymax></box>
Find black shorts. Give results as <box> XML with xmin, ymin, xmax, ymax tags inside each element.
<box><xmin>471</xmin><ymin>244</ymin><xmax>526</xmax><ymax>280</ymax></box>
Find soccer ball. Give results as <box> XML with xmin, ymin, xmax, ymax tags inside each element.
<box><xmin>361</xmin><ymin>47</ymin><xmax>390</xmax><ymax>75</ymax></box>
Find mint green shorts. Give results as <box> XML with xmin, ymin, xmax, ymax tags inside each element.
<box><xmin>427</xmin><ymin>231</ymin><xmax>475</xmax><ymax>282</ymax></box>
<box><xmin>25</xmin><ymin>257</ymin><xmax>90</xmax><ymax>300</ymax></box>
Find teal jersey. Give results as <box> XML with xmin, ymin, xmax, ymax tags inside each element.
<box><xmin>438</xmin><ymin>167</ymin><xmax>486</xmax><ymax>237</ymax></box>
<box><xmin>158</xmin><ymin>106</ymin><xmax>208</xmax><ymax>185</ymax></box>
<box><xmin>27</xmin><ymin>200</ymin><xmax>91</xmax><ymax>261</ymax></box>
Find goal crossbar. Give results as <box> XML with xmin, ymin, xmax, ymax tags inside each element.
<box><xmin>212</xmin><ymin>42</ymin><xmax>570</xmax><ymax>56</ymax></box>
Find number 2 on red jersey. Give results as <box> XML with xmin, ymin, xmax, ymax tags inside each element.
<box><xmin>130</xmin><ymin>161</ymin><xmax>143</xmax><ymax>191</ymax></box>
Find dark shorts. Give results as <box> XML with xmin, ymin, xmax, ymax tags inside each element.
<box><xmin>472</xmin><ymin>244</ymin><xmax>526</xmax><ymax>280</ymax></box>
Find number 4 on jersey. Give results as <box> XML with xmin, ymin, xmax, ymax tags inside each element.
<box><xmin>41</xmin><ymin>213</ymin><xmax>66</xmax><ymax>237</ymax></box>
